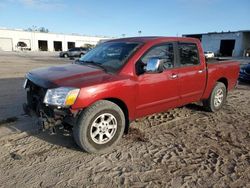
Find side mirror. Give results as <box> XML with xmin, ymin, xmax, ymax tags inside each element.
<box><xmin>145</xmin><ymin>58</ymin><xmax>164</xmax><ymax>73</ymax></box>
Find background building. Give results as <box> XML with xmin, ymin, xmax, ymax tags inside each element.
<box><xmin>183</xmin><ymin>30</ymin><xmax>250</xmax><ymax>57</ymax></box>
<box><xmin>0</xmin><ymin>28</ymin><xmax>110</xmax><ymax>52</ymax></box>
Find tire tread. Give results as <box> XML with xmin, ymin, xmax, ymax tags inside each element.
<box><xmin>73</xmin><ymin>100</ymin><xmax>125</xmax><ymax>153</ymax></box>
<box><xmin>203</xmin><ymin>82</ymin><xmax>226</xmax><ymax>112</ymax></box>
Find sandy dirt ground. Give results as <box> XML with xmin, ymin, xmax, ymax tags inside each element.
<box><xmin>0</xmin><ymin>52</ymin><xmax>250</xmax><ymax>187</ymax></box>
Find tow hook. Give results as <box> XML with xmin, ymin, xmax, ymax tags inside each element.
<box><xmin>37</xmin><ymin>117</ymin><xmax>49</xmax><ymax>131</ymax></box>
<box><xmin>49</xmin><ymin>127</ymin><xmax>56</xmax><ymax>135</ymax></box>
<box><xmin>37</xmin><ymin>118</ymin><xmax>56</xmax><ymax>135</ymax></box>
<box><xmin>37</xmin><ymin>117</ymin><xmax>62</xmax><ymax>135</ymax></box>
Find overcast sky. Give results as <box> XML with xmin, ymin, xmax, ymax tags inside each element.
<box><xmin>0</xmin><ymin>0</ymin><xmax>249</xmax><ymax>37</ymax></box>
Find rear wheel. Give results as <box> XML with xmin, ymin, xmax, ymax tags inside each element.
<box><xmin>203</xmin><ymin>82</ymin><xmax>227</xmax><ymax>112</ymax></box>
<box><xmin>73</xmin><ymin>100</ymin><xmax>125</xmax><ymax>153</ymax></box>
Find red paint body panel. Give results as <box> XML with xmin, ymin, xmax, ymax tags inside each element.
<box><xmin>202</xmin><ymin>61</ymin><xmax>240</xmax><ymax>99</ymax></box>
<box><xmin>28</xmin><ymin>37</ymin><xmax>240</xmax><ymax>121</ymax></box>
<box><xmin>135</xmin><ymin>68</ymin><xmax>180</xmax><ymax>118</ymax></box>
<box><xmin>72</xmin><ymin>75</ymin><xmax>138</xmax><ymax>120</ymax></box>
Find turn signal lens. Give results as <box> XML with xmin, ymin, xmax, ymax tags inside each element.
<box><xmin>65</xmin><ymin>89</ymin><xmax>80</xmax><ymax>106</ymax></box>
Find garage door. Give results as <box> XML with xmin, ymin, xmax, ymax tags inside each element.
<box><xmin>0</xmin><ymin>38</ymin><xmax>13</xmax><ymax>51</ymax></box>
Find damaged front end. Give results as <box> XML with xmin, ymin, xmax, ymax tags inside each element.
<box><xmin>23</xmin><ymin>78</ymin><xmax>80</xmax><ymax>134</ymax></box>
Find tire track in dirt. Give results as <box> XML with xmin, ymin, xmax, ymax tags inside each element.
<box><xmin>0</xmin><ymin>87</ymin><xmax>249</xmax><ymax>187</ymax></box>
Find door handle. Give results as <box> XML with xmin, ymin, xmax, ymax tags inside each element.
<box><xmin>171</xmin><ymin>74</ymin><xmax>178</xmax><ymax>79</ymax></box>
<box><xmin>198</xmin><ymin>70</ymin><xmax>204</xmax><ymax>73</ymax></box>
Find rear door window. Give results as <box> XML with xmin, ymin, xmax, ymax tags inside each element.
<box><xmin>178</xmin><ymin>43</ymin><xmax>199</xmax><ymax>66</ymax></box>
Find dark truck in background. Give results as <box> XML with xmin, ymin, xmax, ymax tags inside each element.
<box><xmin>23</xmin><ymin>37</ymin><xmax>240</xmax><ymax>153</ymax></box>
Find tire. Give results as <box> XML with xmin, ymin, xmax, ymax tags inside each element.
<box><xmin>63</xmin><ymin>53</ymin><xmax>68</xmax><ymax>58</ymax></box>
<box><xmin>203</xmin><ymin>82</ymin><xmax>227</xmax><ymax>112</ymax></box>
<box><xmin>73</xmin><ymin>100</ymin><xmax>125</xmax><ymax>153</ymax></box>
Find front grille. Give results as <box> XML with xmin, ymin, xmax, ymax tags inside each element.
<box><xmin>27</xmin><ymin>80</ymin><xmax>47</xmax><ymax>99</ymax></box>
<box><xmin>26</xmin><ymin>80</ymin><xmax>47</xmax><ymax>114</ymax></box>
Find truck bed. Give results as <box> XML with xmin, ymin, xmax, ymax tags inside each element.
<box><xmin>206</xmin><ymin>57</ymin><xmax>233</xmax><ymax>64</ymax></box>
<box><xmin>201</xmin><ymin>59</ymin><xmax>240</xmax><ymax>100</ymax></box>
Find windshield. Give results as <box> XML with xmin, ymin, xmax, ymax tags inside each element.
<box><xmin>69</xmin><ymin>48</ymin><xmax>76</xmax><ymax>51</ymax></box>
<box><xmin>78</xmin><ymin>42</ymin><xmax>140</xmax><ymax>72</ymax></box>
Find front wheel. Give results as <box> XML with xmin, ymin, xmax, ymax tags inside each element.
<box><xmin>73</xmin><ymin>100</ymin><xmax>125</xmax><ymax>153</ymax></box>
<box><xmin>203</xmin><ymin>82</ymin><xmax>227</xmax><ymax>112</ymax></box>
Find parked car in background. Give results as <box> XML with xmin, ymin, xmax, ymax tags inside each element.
<box><xmin>245</xmin><ymin>48</ymin><xmax>250</xmax><ymax>57</ymax></box>
<box><xmin>59</xmin><ymin>47</ymin><xmax>89</xmax><ymax>58</ymax></box>
<box><xmin>239</xmin><ymin>63</ymin><xmax>250</xmax><ymax>82</ymax></box>
<box><xmin>16</xmin><ymin>41</ymin><xmax>31</xmax><ymax>51</ymax></box>
<box><xmin>204</xmin><ymin>51</ymin><xmax>215</xmax><ymax>58</ymax></box>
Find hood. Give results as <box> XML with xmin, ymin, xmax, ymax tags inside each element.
<box><xmin>27</xmin><ymin>64</ymin><xmax>115</xmax><ymax>88</ymax></box>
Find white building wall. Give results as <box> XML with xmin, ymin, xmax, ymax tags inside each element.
<box><xmin>0</xmin><ymin>38</ymin><xmax>13</xmax><ymax>51</ymax></box>
<box><xmin>0</xmin><ymin>29</ymin><xmax>110</xmax><ymax>51</ymax></box>
<box><xmin>201</xmin><ymin>32</ymin><xmax>243</xmax><ymax>56</ymax></box>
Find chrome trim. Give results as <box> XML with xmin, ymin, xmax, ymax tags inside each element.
<box><xmin>23</xmin><ymin>79</ymin><xmax>28</xmax><ymax>89</ymax></box>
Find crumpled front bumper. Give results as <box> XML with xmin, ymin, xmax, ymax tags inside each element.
<box><xmin>23</xmin><ymin>79</ymin><xmax>78</xmax><ymax>131</ymax></box>
<box><xmin>23</xmin><ymin>102</ymin><xmax>64</xmax><ymax>131</ymax></box>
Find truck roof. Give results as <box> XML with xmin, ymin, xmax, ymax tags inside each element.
<box><xmin>107</xmin><ymin>36</ymin><xmax>200</xmax><ymax>43</ymax></box>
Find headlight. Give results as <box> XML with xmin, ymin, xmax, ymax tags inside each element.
<box><xmin>44</xmin><ymin>87</ymin><xmax>80</xmax><ymax>107</ymax></box>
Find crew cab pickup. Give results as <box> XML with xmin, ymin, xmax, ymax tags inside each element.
<box><xmin>23</xmin><ymin>37</ymin><xmax>240</xmax><ymax>153</ymax></box>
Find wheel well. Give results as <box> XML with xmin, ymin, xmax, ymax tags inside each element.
<box><xmin>105</xmin><ymin>98</ymin><xmax>130</xmax><ymax>134</ymax></box>
<box><xmin>217</xmin><ymin>78</ymin><xmax>228</xmax><ymax>90</ymax></box>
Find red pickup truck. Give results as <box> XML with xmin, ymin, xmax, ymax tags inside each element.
<box><xmin>23</xmin><ymin>37</ymin><xmax>239</xmax><ymax>153</ymax></box>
